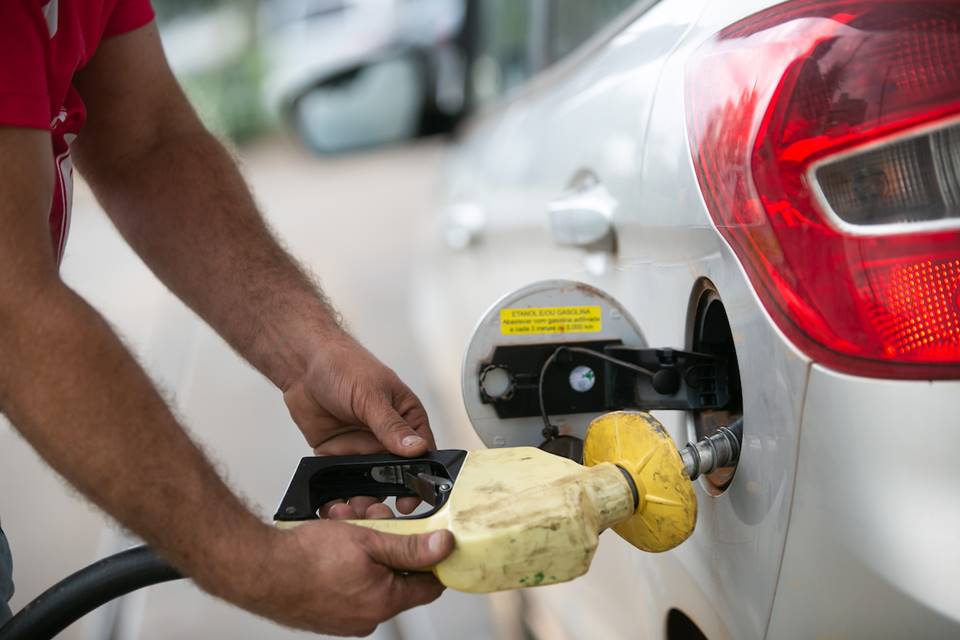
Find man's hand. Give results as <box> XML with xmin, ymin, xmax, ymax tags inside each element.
<box><xmin>283</xmin><ymin>331</ymin><xmax>434</xmax><ymax>518</ymax></box>
<box><xmin>217</xmin><ymin>524</ymin><xmax>454</xmax><ymax>637</ymax></box>
<box><xmin>283</xmin><ymin>332</ymin><xmax>434</xmax><ymax>456</ymax></box>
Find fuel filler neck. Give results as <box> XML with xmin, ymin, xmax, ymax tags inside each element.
<box><xmin>679</xmin><ymin>418</ymin><xmax>743</xmax><ymax>481</ymax></box>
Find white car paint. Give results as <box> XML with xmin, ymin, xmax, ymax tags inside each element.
<box><xmin>412</xmin><ymin>1</ymin><xmax>960</xmax><ymax>638</ymax></box>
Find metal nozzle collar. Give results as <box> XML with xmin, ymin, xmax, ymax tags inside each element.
<box><xmin>679</xmin><ymin>419</ymin><xmax>743</xmax><ymax>481</ymax></box>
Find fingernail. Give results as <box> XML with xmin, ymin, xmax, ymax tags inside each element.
<box><xmin>402</xmin><ymin>435</ymin><xmax>425</xmax><ymax>448</ymax></box>
<box><xmin>427</xmin><ymin>531</ymin><xmax>446</xmax><ymax>554</ymax></box>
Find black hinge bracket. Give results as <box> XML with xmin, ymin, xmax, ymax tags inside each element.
<box><xmin>602</xmin><ymin>346</ymin><xmax>729</xmax><ymax>411</ymax></box>
<box><xmin>477</xmin><ymin>342</ymin><xmax>731</xmax><ymax>418</ymax></box>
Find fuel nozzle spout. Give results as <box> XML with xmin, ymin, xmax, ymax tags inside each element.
<box><xmin>679</xmin><ymin>418</ymin><xmax>743</xmax><ymax>481</ymax></box>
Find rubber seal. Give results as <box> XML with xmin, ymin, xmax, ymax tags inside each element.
<box><xmin>615</xmin><ymin>464</ymin><xmax>640</xmax><ymax>511</ymax></box>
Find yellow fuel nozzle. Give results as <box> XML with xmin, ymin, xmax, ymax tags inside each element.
<box><xmin>582</xmin><ymin>411</ymin><xmax>698</xmax><ymax>553</ymax></box>
<box><xmin>274</xmin><ymin>411</ymin><xmax>709</xmax><ymax>593</ymax></box>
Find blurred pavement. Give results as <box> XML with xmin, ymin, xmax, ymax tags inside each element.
<box><xmin>0</xmin><ymin>138</ymin><xmax>509</xmax><ymax>639</ymax></box>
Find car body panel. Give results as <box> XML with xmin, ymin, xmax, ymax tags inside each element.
<box><xmin>632</xmin><ymin>7</ymin><xmax>811</xmax><ymax>635</ymax></box>
<box><xmin>419</xmin><ymin>1</ymin><xmax>810</xmax><ymax>638</ymax></box>
<box><xmin>767</xmin><ymin>367</ymin><xmax>960</xmax><ymax>639</ymax></box>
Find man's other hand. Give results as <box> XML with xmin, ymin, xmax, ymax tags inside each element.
<box><xmin>220</xmin><ymin>523</ymin><xmax>454</xmax><ymax>637</ymax></box>
<box><xmin>282</xmin><ymin>332</ymin><xmax>435</xmax><ymax>516</ymax></box>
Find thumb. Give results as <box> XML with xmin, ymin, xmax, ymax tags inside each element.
<box><xmin>364</xmin><ymin>530</ymin><xmax>455</xmax><ymax>572</ymax></box>
<box><xmin>363</xmin><ymin>397</ymin><xmax>427</xmax><ymax>456</ymax></box>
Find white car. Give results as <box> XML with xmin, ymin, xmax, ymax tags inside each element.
<box><xmin>412</xmin><ymin>0</ymin><xmax>960</xmax><ymax>638</ymax></box>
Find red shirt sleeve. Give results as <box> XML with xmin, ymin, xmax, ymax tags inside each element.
<box><xmin>103</xmin><ymin>0</ymin><xmax>155</xmax><ymax>38</ymax></box>
<box><xmin>0</xmin><ymin>1</ymin><xmax>52</xmax><ymax>130</ymax></box>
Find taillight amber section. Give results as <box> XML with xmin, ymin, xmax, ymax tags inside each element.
<box><xmin>863</xmin><ymin>258</ymin><xmax>960</xmax><ymax>357</ymax></box>
<box><xmin>686</xmin><ymin>1</ymin><xmax>960</xmax><ymax>378</ymax></box>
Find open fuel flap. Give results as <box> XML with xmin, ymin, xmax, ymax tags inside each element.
<box><xmin>462</xmin><ymin>280</ymin><xmax>734</xmax><ymax>460</ymax></box>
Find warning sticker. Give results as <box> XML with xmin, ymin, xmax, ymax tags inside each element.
<box><xmin>500</xmin><ymin>306</ymin><xmax>602</xmax><ymax>335</ymax></box>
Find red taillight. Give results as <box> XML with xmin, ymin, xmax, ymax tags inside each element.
<box><xmin>686</xmin><ymin>0</ymin><xmax>960</xmax><ymax>378</ymax></box>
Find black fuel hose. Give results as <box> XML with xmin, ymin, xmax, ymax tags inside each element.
<box><xmin>0</xmin><ymin>545</ymin><xmax>182</xmax><ymax>640</ymax></box>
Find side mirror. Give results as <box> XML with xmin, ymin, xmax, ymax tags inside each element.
<box><xmin>287</xmin><ymin>56</ymin><xmax>428</xmax><ymax>154</ymax></box>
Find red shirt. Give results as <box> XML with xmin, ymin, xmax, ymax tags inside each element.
<box><xmin>0</xmin><ymin>0</ymin><xmax>155</xmax><ymax>264</ymax></box>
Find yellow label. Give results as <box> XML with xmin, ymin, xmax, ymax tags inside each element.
<box><xmin>500</xmin><ymin>306</ymin><xmax>602</xmax><ymax>335</ymax></box>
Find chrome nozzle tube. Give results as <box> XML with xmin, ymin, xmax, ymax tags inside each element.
<box><xmin>679</xmin><ymin>418</ymin><xmax>743</xmax><ymax>481</ymax></box>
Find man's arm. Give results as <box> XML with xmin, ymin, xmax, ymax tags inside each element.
<box><xmin>72</xmin><ymin>24</ymin><xmax>432</xmax><ymax>506</ymax></box>
<box><xmin>0</xmin><ymin>126</ymin><xmax>451</xmax><ymax>635</ymax></box>
<box><xmin>73</xmin><ymin>21</ymin><xmax>327</xmax><ymax>393</ymax></box>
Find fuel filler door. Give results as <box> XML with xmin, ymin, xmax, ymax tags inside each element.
<box><xmin>462</xmin><ymin>280</ymin><xmax>731</xmax><ymax>458</ymax></box>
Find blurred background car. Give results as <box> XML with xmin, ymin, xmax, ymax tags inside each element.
<box><xmin>258</xmin><ymin>0</ymin><xmax>469</xmax><ymax>153</ymax></box>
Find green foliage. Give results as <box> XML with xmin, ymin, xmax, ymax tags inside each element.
<box><xmin>152</xmin><ymin>0</ymin><xmax>227</xmax><ymax>24</ymax></box>
<box><xmin>179</xmin><ymin>48</ymin><xmax>269</xmax><ymax>143</ymax></box>
<box><xmin>155</xmin><ymin>0</ymin><xmax>272</xmax><ymax>142</ymax></box>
